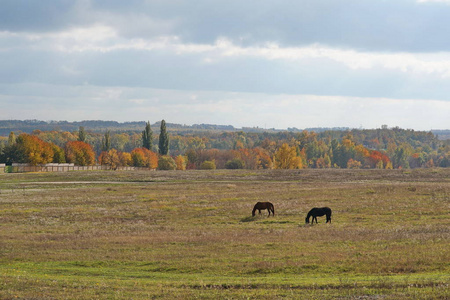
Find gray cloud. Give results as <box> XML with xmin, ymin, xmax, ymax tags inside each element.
<box><xmin>1</xmin><ymin>0</ymin><xmax>450</xmax><ymax>130</ymax></box>
<box><xmin>2</xmin><ymin>1</ymin><xmax>450</xmax><ymax>51</ymax></box>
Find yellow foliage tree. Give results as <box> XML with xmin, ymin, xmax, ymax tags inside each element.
<box><xmin>273</xmin><ymin>143</ymin><xmax>303</xmax><ymax>169</ymax></box>
<box><xmin>175</xmin><ymin>155</ymin><xmax>186</xmax><ymax>170</ymax></box>
<box><xmin>119</xmin><ymin>152</ymin><xmax>132</xmax><ymax>166</ymax></box>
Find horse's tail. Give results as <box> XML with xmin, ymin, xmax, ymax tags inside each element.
<box><xmin>271</xmin><ymin>203</ymin><xmax>275</xmax><ymax>216</ymax></box>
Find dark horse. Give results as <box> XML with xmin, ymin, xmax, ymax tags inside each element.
<box><xmin>305</xmin><ymin>207</ymin><xmax>332</xmax><ymax>224</ymax></box>
<box><xmin>252</xmin><ymin>202</ymin><xmax>275</xmax><ymax>217</ymax></box>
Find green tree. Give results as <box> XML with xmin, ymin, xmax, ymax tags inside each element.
<box><xmin>78</xmin><ymin>126</ymin><xmax>86</xmax><ymax>142</ymax></box>
<box><xmin>52</xmin><ymin>144</ymin><xmax>66</xmax><ymax>163</ymax></box>
<box><xmin>392</xmin><ymin>144</ymin><xmax>411</xmax><ymax>169</ymax></box>
<box><xmin>0</xmin><ymin>132</ymin><xmax>18</xmax><ymax>164</ymax></box>
<box><xmin>102</xmin><ymin>131</ymin><xmax>111</xmax><ymax>152</ymax></box>
<box><xmin>159</xmin><ymin>120</ymin><xmax>169</xmax><ymax>155</ymax></box>
<box><xmin>142</xmin><ymin>121</ymin><xmax>153</xmax><ymax>150</ymax></box>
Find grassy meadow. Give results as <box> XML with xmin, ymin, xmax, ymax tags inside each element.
<box><xmin>0</xmin><ymin>168</ymin><xmax>449</xmax><ymax>299</ymax></box>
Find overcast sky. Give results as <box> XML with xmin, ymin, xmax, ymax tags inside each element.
<box><xmin>1</xmin><ymin>0</ymin><xmax>449</xmax><ymax>130</ymax></box>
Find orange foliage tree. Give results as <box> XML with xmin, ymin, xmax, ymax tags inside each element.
<box><xmin>15</xmin><ymin>133</ymin><xmax>56</xmax><ymax>165</ymax></box>
<box><xmin>131</xmin><ymin>147</ymin><xmax>158</xmax><ymax>168</ymax></box>
<box><xmin>98</xmin><ymin>149</ymin><xmax>121</xmax><ymax>170</ymax></box>
<box><xmin>65</xmin><ymin>141</ymin><xmax>96</xmax><ymax>166</ymax></box>
<box><xmin>367</xmin><ymin>150</ymin><xmax>391</xmax><ymax>169</ymax></box>
<box><xmin>252</xmin><ymin>147</ymin><xmax>273</xmax><ymax>169</ymax></box>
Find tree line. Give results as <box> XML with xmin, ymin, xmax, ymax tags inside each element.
<box><xmin>0</xmin><ymin>121</ymin><xmax>449</xmax><ymax>170</ymax></box>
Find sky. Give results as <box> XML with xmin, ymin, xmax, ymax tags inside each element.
<box><xmin>1</xmin><ymin>0</ymin><xmax>450</xmax><ymax>130</ymax></box>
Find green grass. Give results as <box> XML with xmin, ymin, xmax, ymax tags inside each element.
<box><xmin>0</xmin><ymin>169</ymin><xmax>449</xmax><ymax>299</ymax></box>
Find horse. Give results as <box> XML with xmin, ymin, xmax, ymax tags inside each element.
<box><xmin>305</xmin><ymin>207</ymin><xmax>332</xmax><ymax>224</ymax></box>
<box><xmin>252</xmin><ymin>202</ymin><xmax>275</xmax><ymax>217</ymax></box>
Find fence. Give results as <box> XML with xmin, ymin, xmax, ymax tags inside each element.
<box><xmin>0</xmin><ymin>163</ymin><xmax>151</xmax><ymax>173</ymax></box>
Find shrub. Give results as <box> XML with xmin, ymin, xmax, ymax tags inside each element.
<box><xmin>158</xmin><ymin>156</ymin><xmax>176</xmax><ymax>170</ymax></box>
<box><xmin>200</xmin><ymin>160</ymin><xmax>216</xmax><ymax>170</ymax></box>
<box><xmin>225</xmin><ymin>158</ymin><xmax>245</xmax><ymax>169</ymax></box>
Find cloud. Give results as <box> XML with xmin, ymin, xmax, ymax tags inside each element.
<box><xmin>3</xmin><ymin>26</ymin><xmax>450</xmax><ymax>101</ymax></box>
<box><xmin>2</xmin><ymin>1</ymin><xmax>450</xmax><ymax>52</ymax></box>
<box><xmin>5</xmin><ymin>24</ymin><xmax>450</xmax><ymax>77</ymax></box>
<box><xmin>1</xmin><ymin>1</ymin><xmax>450</xmax><ymax>131</ymax></box>
<box><xmin>1</xmin><ymin>83</ymin><xmax>448</xmax><ymax>130</ymax></box>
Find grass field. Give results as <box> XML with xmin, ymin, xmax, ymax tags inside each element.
<box><xmin>0</xmin><ymin>169</ymin><xmax>449</xmax><ymax>299</ymax></box>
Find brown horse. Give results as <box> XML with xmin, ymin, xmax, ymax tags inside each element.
<box><xmin>305</xmin><ymin>207</ymin><xmax>332</xmax><ymax>224</ymax></box>
<box><xmin>252</xmin><ymin>202</ymin><xmax>275</xmax><ymax>217</ymax></box>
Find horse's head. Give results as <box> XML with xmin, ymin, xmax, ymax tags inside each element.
<box><xmin>305</xmin><ymin>217</ymin><xmax>310</xmax><ymax>224</ymax></box>
<box><xmin>252</xmin><ymin>211</ymin><xmax>256</xmax><ymax>217</ymax></box>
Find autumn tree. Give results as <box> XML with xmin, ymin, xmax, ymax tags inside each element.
<box><xmin>119</xmin><ymin>152</ymin><xmax>132</xmax><ymax>166</ymax></box>
<box><xmin>14</xmin><ymin>134</ymin><xmax>56</xmax><ymax>165</ymax></box>
<box><xmin>131</xmin><ymin>147</ymin><xmax>158</xmax><ymax>169</ymax></box>
<box><xmin>274</xmin><ymin>143</ymin><xmax>303</xmax><ymax>169</ymax></box>
<box><xmin>252</xmin><ymin>147</ymin><xmax>273</xmax><ymax>169</ymax></box>
<box><xmin>175</xmin><ymin>155</ymin><xmax>186</xmax><ymax>170</ymax></box>
<box><xmin>316</xmin><ymin>153</ymin><xmax>331</xmax><ymax>168</ymax></box>
<box><xmin>354</xmin><ymin>144</ymin><xmax>370</xmax><ymax>165</ymax></box>
<box><xmin>159</xmin><ymin>120</ymin><xmax>169</xmax><ymax>155</ymax></box>
<box><xmin>347</xmin><ymin>158</ymin><xmax>362</xmax><ymax>169</ymax></box>
<box><xmin>142</xmin><ymin>121</ymin><xmax>153</xmax><ymax>150</ymax></box>
<box><xmin>65</xmin><ymin>141</ymin><xmax>96</xmax><ymax>166</ymax></box>
<box><xmin>99</xmin><ymin>149</ymin><xmax>121</xmax><ymax>170</ymax></box>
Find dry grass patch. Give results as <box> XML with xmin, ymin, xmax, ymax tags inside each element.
<box><xmin>0</xmin><ymin>169</ymin><xmax>449</xmax><ymax>299</ymax></box>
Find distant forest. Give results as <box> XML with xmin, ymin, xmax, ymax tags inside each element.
<box><xmin>0</xmin><ymin>120</ymin><xmax>449</xmax><ymax>170</ymax></box>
